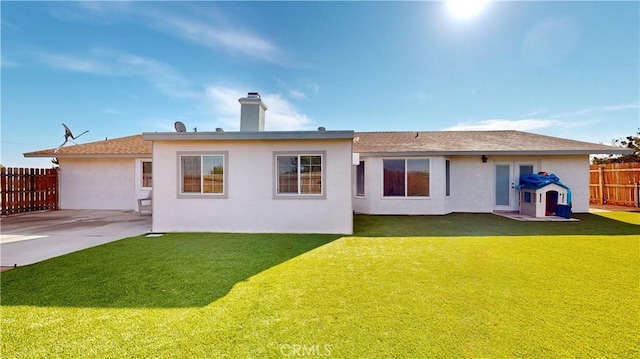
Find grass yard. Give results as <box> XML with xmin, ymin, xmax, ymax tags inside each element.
<box><xmin>1</xmin><ymin>212</ymin><xmax>639</xmax><ymax>358</ymax></box>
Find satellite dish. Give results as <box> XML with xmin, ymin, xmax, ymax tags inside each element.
<box><xmin>174</xmin><ymin>121</ymin><xmax>187</xmax><ymax>132</ymax></box>
<box><xmin>55</xmin><ymin>123</ymin><xmax>89</xmax><ymax>153</ymax></box>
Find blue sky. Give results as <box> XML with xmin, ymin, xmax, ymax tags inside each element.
<box><xmin>2</xmin><ymin>1</ymin><xmax>639</xmax><ymax>168</ymax></box>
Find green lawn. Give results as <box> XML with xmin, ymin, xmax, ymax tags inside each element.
<box><xmin>2</xmin><ymin>213</ymin><xmax>639</xmax><ymax>358</ymax></box>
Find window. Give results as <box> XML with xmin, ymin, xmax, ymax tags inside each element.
<box><xmin>445</xmin><ymin>160</ymin><xmax>451</xmax><ymax>197</ymax></box>
<box><xmin>141</xmin><ymin>160</ymin><xmax>152</xmax><ymax>188</ymax></box>
<box><xmin>356</xmin><ymin>161</ymin><xmax>365</xmax><ymax>196</ymax></box>
<box><xmin>383</xmin><ymin>158</ymin><xmax>430</xmax><ymax>197</ymax></box>
<box><xmin>179</xmin><ymin>153</ymin><xmax>226</xmax><ymax>196</ymax></box>
<box><xmin>276</xmin><ymin>153</ymin><xmax>323</xmax><ymax>196</ymax></box>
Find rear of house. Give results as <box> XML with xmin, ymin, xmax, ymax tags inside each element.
<box><xmin>143</xmin><ymin>94</ymin><xmax>354</xmax><ymax>234</ymax></box>
<box><xmin>24</xmin><ymin>135</ymin><xmax>152</xmax><ymax>212</ymax></box>
<box><xmin>25</xmin><ymin>94</ymin><xmax>631</xmax><ymax>230</ymax></box>
<box><xmin>351</xmin><ymin>131</ymin><xmax>624</xmax><ymax>216</ymax></box>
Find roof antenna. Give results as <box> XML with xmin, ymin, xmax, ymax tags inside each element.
<box><xmin>174</xmin><ymin>121</ymin><xmax>187</xmax><ymax>132</ymax></box>
<box><xmin>55</xmin><ymin>123</ymin><xmax>89</xmax><ymax>153</ymax></box>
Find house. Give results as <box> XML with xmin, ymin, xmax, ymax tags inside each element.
<box><xmin>142</xmin><ymin>94</ymin><xmax>354</xmax><ymax>234</ymax></box>
<box><xmin>350</xmin><ymin>130</ymin><xmax>626</xmax><ymax>216</ymax></box>
<box><xmin>25</xmin><ymin>93</ymin><xmax>631</xmax><ymax>234</ymax></box>
<box><xmin>25</xmin><ymin>134</ymin><xmax>153</xmax><ymax>212</ymax></box>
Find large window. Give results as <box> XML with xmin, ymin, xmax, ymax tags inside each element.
<box><xmin>383</xmin><ymin>158</ymin><xmax>430</xmax><ymax>197</ymax></box>
<box><xmin>356</xmin><ymin>160</ymin><xmax>365</xmax><ymax>196</ymax></box>
<box><xmin>141</xmin><ymin>160</ymin><xmax>152</xmax><ymax>188</ymax></box>
<box><xmin>276</xmin><ymin>154</ymin><xmax>323</xmax><ymax>196</ymax></box>
<box><xmin>179</xmin><ymin>153</ymin><xmax>226</xmax><ymax>196</ymax></box>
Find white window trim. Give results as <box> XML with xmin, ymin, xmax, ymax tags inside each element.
<box><xmin>382</xmin><ymin>157</ymin><xmax>431</xmax><ymax>199</ymax></box>
<box><xmin>273</xmin><ymin>151</ymin><xmax>326</xmax><ymax>199</ymax></box>
<box><xmin>177</xmin><ymin>151</ymin><xmax>228</xmax><ymax>199</ymax></box>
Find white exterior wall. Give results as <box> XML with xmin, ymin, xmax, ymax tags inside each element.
<box><xmin>538</xmin><ymin>155</ymin><xmax>590</xmax><ymax>213</ymax></box>
<box><xmin>151</xmin><ymin>139</ymin><xmax>353</xmax><ymax>234</ymax></box>
<box><xmin>355</xmin><ymin>154</ymin><xmax>590</xmax><ymax>215</ymax></box>
<box><xmin>58</xmin><ymin>158</ymin><xmax>137</xmax><ymax>210</ymax></box>
<box><xmin>448</xmin><ymin>156</ymin><xmax>494</xmax><ymax>213</ymax></box>
<box><xmin>353</xmin><ymin>156</ymin><xmax>449</xmax><ymax>215</ymax></box>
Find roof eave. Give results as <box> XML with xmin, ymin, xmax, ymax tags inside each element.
<box><xmin>142</xmin><ymin>130</ymin><xmax>354</xmax><ymax>141</ymax></box>
<box><xmin>356</xmin><ymin>149</ymin><xmax>633</xmax><ymax>157</ymax></box>
<box><xmin>24</xmin><ymin>153</ymin><xmax>151</xmax><ymax>158</ymax></box>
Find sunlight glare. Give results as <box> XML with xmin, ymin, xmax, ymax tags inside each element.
<box><xmin>447</xmin><ymin>0</ymin><xmax>489</xmax><ymax>20</ymax></box>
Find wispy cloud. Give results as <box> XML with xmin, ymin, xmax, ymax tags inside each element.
<box><xmin>103</xmin><ymin>108</ymin><xmax>120</xmax><ymax>115</ymax></box>
<box><xmin>33</xmin><ymin>49</ymin><xmax>196</xmax><ymax>98</ymax></box>
<box><xmin>446</xmin><ymin>103</ymin><xmax>639</xmax><ymax>133</ymax></box>
<box><xmin>35</xmin><ymin>52</ymin><xmax>107</xmax><ymax>73</ymax></box>
<box><xmin>154</xmin><ymin>14</ymin><xmax>286</xmax><ymax>65</ymax></box>
<box><xmin>0</xmin><ymin>55</ymin><xmax>20</xmax><ymax>67</ymax></box>
<box><xmin>205</xmin><ymin>85</ymin><xmax>314</xmax><ymax>131</ymax></box>
<box><xmin>549</xmin><ymin>103</ymin><xmax>639</xmax><ymax>119</ymax></box>
<box><xmin>288</xmin><ymin>89</ymin><xmax>306</xmax><ymax>99</ymax></box>
<box><xmin>63</xmin><ymin>2</ymin><xmax>291</xmax><ymax>66</ymax></box>
<box><xmin>273</xmin><ymin>77</ymin><xmax>308</xmax><ymax>100</ymax></box>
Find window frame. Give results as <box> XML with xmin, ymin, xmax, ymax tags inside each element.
<box><xmin>273</xmin><ymin>151</ymin><xmax>326</xmax><ymax>199</ymax></box>
<box><xmin>382</xmin><ymin>158</ymin><xmax>431</xmax><ymax>198</ymax></box>
<box><xmin>445</xmin><ymin>159</ymin><xmax>451</xmax><ymax>197</ymax></box>
<box><xmin>356</xmin><ymin>160</ymin><xmax>365</xmax><ymax>197</ymax></box>
<box><xmin>177</xmin><ymin>151</ymin><xmax>228</xmax><ymax>199</ymax></box>
<box><xmin>139</xmin><ymin>159</ymin><xmax>153</xmax><ymax>190</ymax></box>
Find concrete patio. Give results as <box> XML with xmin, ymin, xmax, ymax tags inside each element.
<box><xmin>1</xmin><ymin>210</ymin><xmax>151</xmax><ymax>267</ymax></box>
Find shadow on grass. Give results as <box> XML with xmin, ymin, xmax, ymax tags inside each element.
<box><xmin>0</xmin><ymin>233</ymin><xmax>340</xmax><ymax>308</ymax></box>
<box><xmin>353</xmin><ymin>213</ymin><xmax>639</xmax><ymax>237</ymax></box>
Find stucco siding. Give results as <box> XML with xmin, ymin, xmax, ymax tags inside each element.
<box><xmin>353</xmin><ymin>156</ymin><xmax>449</xmax><ymax>215</ymax></box>
<box><xmin>539</xmin><ymin>155</ymin><xmax>590</xmax><ymax>212</ymax></box>
<box><xmin>355</xmin><ymin>154</ymin><xmax>591</xmax><ymax>215</ymax></box>
<box><xmin>151</xmin><ymin>139</ymin><xmax>353</xmax><ymax>234</ymax></box>
<box><xmin>448</xmin><ymin>156</ymin><xmax>494</xmax><ymax>213</ymax></box>
<box><xmin>59</xmin><ymin>158</ymin><xmax>135</xmax><ymax>210</ymax></box>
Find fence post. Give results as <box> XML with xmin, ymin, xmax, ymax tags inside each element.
<box><xmin>636</xmin><ymin>183</ymin><xmax>639</xmax><ymax>208</ymax></box>
<box><xmin>0</xmin><ymin>167</ymin><xmax>6</xmax><ymax>215</ymax></box>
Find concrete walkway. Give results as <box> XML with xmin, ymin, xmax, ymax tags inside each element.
<box><xmin>1</xmin><ymin>210</ymin><xmax>151</xmax><ymax>267</ymax></box>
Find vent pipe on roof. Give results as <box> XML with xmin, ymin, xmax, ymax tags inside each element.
<box><xmin>238</xmin><ymin>92</ymin><xmax>267</xmax><ymax>132</ymax></box>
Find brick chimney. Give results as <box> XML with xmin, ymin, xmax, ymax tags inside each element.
<box><xmin>238</xmin><ymin>92</ymin><xmax>268</xmax><ymax>132</ymax></box>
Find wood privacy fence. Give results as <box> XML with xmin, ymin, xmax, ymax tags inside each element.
<box><xmin>0</xmin><ymin>167</ymin><xmax>58</xmax><ymax>215</ymax></box>
<box><xmin>589</xmin><ymin>162</ymin><xmax>640</xmax><ymax>207</ymax></box>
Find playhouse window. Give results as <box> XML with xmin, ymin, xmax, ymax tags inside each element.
<box><xmin>179</xmin><ymin>153</ymin><xmax>226</xmax><ymax>197</ymax></box>
<box><xmin>383</xmin><ymin>158</ymin><xmax>430</xmax><ymax>197</ymax></box>
<box><xmin>276</xmin><ymin>153</ymin><xmax>324</xmax><ymax>197</ymax></box>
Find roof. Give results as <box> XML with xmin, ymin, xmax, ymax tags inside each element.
<box><xmin>353</xmin><ymin>130</ymin><xmax>631</xmax><ymax>156</ymax></box>
<box><xmin>24</xmin><ymin>130</ymin><xmax>631</xmax><ymax>158</ymax></box>
<box><xmin>24</xmin><ymin>135</ymin><xmax>152</xmax><ymax>158</ymax></box>
<box><xmin>142</xmin><ymin>130</ymin><xmax>354</xmax><ymax>141</ymax></box>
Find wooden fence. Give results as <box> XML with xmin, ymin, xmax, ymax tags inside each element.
<box><xmin>0</xmin><ymin>167</ymin><xmax>58</xmax><ymax>215</ymax></box>
<box><xmin>589</xmin><ymin>162</ymin><xmax>640</xmax><ymax>207</ymax></box>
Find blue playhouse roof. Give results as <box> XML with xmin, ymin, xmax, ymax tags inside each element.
<box><xmin>516</xmin><ymin>173</ymin><xmax>570</xmax><ymax>191</ymax></box>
